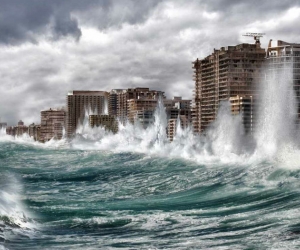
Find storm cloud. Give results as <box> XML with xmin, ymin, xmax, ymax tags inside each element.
<box><xmin>0</xmin><ymin>0</ymin><xmax>300</xmax><ymax>125</ymax></box>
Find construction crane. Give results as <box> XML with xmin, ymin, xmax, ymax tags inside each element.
<box><xmin>243</xmin><ymin>32</ymin><xmax>265</xmax><ymax>44</ymax></box>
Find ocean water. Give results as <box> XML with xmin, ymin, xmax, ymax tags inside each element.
<box><xmin>1</xmin><ymin>63</ymin><xmax>300</xmax><ymax>249</ymax></box>
<box><xmin>1</xmin><ymin>102</ymin><xmax>300</xmax><ymax>250</ymax></box>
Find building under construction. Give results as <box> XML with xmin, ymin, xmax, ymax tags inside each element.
<box><xmin>193</xmin><ymin>37</ymin><xmax>265</xmax><ymax>133</ymax></box>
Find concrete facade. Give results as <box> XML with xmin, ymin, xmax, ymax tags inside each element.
<box><xmin>109</xmin><ymin>89</ymin><xmax>125</xmax><ymax>117</ymax></box>
<box><xmin>167</xmin><ymin>115</ymin><xmax>190</xmax><ymax>141</ymax></box>
<box><xmin>117</xmin><ymin>88</ymin><xmax>165</xmax><ymax>125</ymax></box>
<box><xmin>28</xmin><ymin>123</ymin><xmax>41</xmax><ymax>141</ymax></box>
<box><xmin>193</xmin><ymin>42</ymin><xmax>265</xmax><ymax>133</ymax></box>
<box><xmin>6</xmin><ymin>120</ymin><xmax>28</xmax><ymax>137</ymax></box>
<box><xmin>89</xmin><ymin>114</ymin><xmax>118</xmax><ymax>133</ymax></box>
<box><xmin>40</xmin><ymin>108</ymin><xmax>66</xmax><ymax>142</ymax></box>
<box><xmin>66</xmin><ymin>91</ymin><xmax>108</xmax><ymax>137</ymax></box>
<box><xmin>164</xmin><ymin>97</ymin><xmax>192</xmax><ymax>120</ymax></box>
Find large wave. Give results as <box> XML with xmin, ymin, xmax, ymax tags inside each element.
<box><xmin>1</xmin><ymin>62</ymin><xmax>300</xmax><ymax>169</ymax></box>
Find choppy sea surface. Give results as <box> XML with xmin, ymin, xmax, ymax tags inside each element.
<box><xmin>2</xmin><ymin>68</ymin><xmax>300</xmax><ymax>249</ymax></box>
<box><xmin>1</xmin><ymin>122</ymin><xmax>300</xmax><ymax>250</ymax></box>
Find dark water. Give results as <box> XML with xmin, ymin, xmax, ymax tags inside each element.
<box><xmin>1</xmin><ymin>140</ymin><xmax>300</xmax><ymax>250</ymax></box>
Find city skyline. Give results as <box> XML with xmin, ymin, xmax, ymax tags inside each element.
<box><xmin>1</xmin><ymin>0</ymin><xmax>300</xmax><ymax>125</ymax></box>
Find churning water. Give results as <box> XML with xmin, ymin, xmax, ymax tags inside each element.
<box><xmin>1</xmin><ymin>63</ymin><xmax>300</xmax><ymax>249</ymax></box>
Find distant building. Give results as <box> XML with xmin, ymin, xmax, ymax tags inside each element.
<box><xmin>28</xmin><ymin>123</ymin><xmax>41</xmax><ymax>141</ymax></box>
<box><xmin>6</xmin><ymin>120</ymin><xmax>28</xmax><ymax>137</ymax></box>
<box><xmin>66</xmin><ymin>91</ymin><xmax>108</xmax><ymax>137</ymax></box>
<box><xmin>116</xmin><ymin>88</ymin><xmax>165</xmax><ymax>125</ymax></box>
<box><xmin>89</xmin><ymin>115</ymin><xmax>118</xmax><ymax>133</ymax></box>
<box><xmin>167</xmin><ymin>115</ymin><xmax>190</xmax><ymax>141</ymax></box>
<box><xmin>6</xmin><ymin>126</ymin><xmax>16</xmax><ymax>136</ymax></box>
<box><xmin>164</xmin><ymin>97</ymin><xmax>191</xmax><ymax>120</ymax></box>
<box><xmin>109</xmin><ymin>89</ymin><xmax>125</xmax><ymax>117</ymax></box>
<box><xmin>0</xmin><ymin>122</ymin><xmax>7</xmax><ymax>129</ymax></box>
<box><xmin>40</xmin><ymin>108</ymin><xmax>66</xmax><ymax>142</ymax></box>
<box><xmin>192</xmin><ymin>42</ymin><xmax>265</xmax><ymax>133</ymax></box>
<box><xmin>164</xmin><ymin>97</ymin><xmax>192</xmax><ymax>141</ymax></box>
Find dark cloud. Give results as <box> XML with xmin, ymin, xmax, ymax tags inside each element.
<box><xmin>0</xmin><ymin>0</ymin><xmax>162</xmax><ymax>45</ymax></box>
<box><xmin>51</xmin><ymin>12</ymin><xmax>82</xmax><ymax>41</ymax></box>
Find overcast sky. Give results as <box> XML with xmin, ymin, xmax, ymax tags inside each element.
<box><xmin>1</xmin><ymin>0</ymin><xmax>300</xmax><ymax>125</ymax></box>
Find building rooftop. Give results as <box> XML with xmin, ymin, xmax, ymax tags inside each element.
<box><xmin>68</xmin><ymin>90</ymin><xmax>108</xmax><ymax>96</ymax></box>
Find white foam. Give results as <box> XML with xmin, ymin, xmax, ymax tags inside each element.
<box><xmin>0</xmin><ymin>176</ymin><xmax>38</xmax><ymax>231</ymax></box>
<box><xmin>1</xmin><ymin>62</ymin><xmax>299</xmax><ymax>169</ymax></box>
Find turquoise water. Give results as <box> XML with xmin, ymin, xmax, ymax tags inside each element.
<box><xmin>1</xmin><ymin>138</ymin><xmax>300</xmax><ymax>249</ymax></box>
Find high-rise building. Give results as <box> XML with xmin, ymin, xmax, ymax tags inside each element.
<box><xmin>192</xmin><ymin>42</ymin><xmax>265</xmax><ymax>133</ymax></box>
<box><xmin>266</xmin><ymin>40</ymin><xmax>300</xmax><ymax>119</ymax></box>
<box><xmin>40</xmin><ymin>108</ymin><xmax>66</xmax><ymax>142</ymax></box>
<box><xmin>66</xmin><ymin>91</ymin><xmax>108</xmax><ymax>137</ymax></box>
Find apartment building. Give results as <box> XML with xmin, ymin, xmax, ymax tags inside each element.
<box><xmin>167</xmin><ymin>115</ymin><xmax>190</xmax><ymax>141</ymax></box>
<box><xmin>40</xmin><ymin>108</ymin><xmax>66</xmax><ymax>142</ymax></box>
<box><xmin>66</xmin><ymin>91</ymin><xmax>108</xmax><ymax>137</ymax></box>
<box><xmin>193</xmin><ymin>42</ymin><xmax>265</xmax><ymax>133</ymax></box>
<box><xmin>28</xmin><ymin>123</ymin><xmax>41</xmax><ymax>141</ymax></box>
<box><xmin>109</xmin><ymin>89</ymin><xmax>125</xmax><ymax>117</ymax></box>
<box><xmin>117</xmin><ymin>88</ymin><xmax>165</xmax><ymax>125</ymax></box>
<box><xmin>89</xmin><ymin>114</ymin><xmax>118</xmax><ymax>133</ymax></box>
<box><xmin>6</xmin><ymin>120</ymin><xmax>28</xmax><ymax>136</ymax></box>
